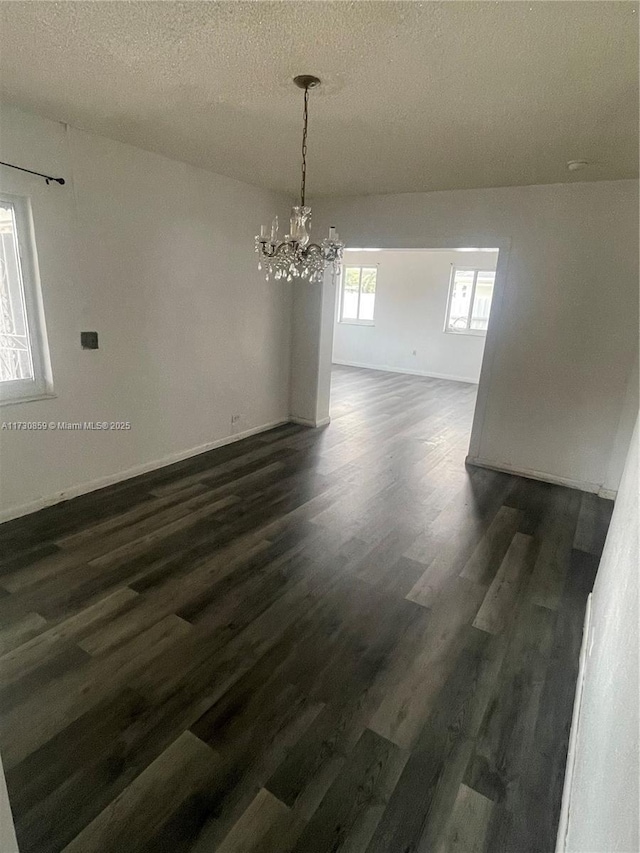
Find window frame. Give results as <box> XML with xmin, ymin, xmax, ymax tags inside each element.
<box><xmin>444</xmin><ymin>265</ymin><xmax>496</xmax><ymax>337</ymax></box>
<box><xmin>0</xmin><ymin>194</ymin><xmax>54</xmax><ymax>406</ymax></box>
<box><xmin>338</xmin><ymin>265</ymin><xmax>377</xmax><ymax>326</ymax></box>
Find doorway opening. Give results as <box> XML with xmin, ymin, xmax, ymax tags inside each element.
<box><xmin>329</xmin><ymin>246</ymin><xmax>501</xmax><ymax>473</ymax></box>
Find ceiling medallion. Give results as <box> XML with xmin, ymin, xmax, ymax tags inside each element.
<box><xmin>255</xmin><ymin>75</ymin><xmax>344</xmax><ymax>284</ymax></box>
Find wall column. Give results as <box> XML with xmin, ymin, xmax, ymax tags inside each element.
<box><xmin>289</xmin><ymin>269</ymin><xmax>337</xmax><ymax>427</ymax></box>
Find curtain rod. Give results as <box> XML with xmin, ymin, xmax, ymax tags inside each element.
<box><xmin>0</xmin><ymin>161</ymin><xmax>65</xmax><ymax>185</ymax></box>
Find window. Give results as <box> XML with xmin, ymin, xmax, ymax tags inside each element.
<box><xmin>339</xmin><ymin>266</ymin><xmax>377</xmax><ymax>324</ymax></box>
<box><xmin>0</xmin><ymin>196</ymin><xmax>52</xmax><ymax>404</ymax></box>
<box><xmin>445</xmin><ymin>267</ymin><xmax>496</xmax><ymax>335</ymax></box>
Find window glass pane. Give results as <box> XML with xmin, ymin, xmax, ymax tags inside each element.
<box><xmin>447</xmin><ymin>269</ymin><xmax>474</xmax><ymax>331</ymax></box>
<box><xmin>344</xmin><ymin>267</ymin><xmax>361</xmax><ymax>291</ymax></box>
<box><xmin>342</xmin><ymin>267</ymin><xmax>360</xmax><ymax>320</ymax></box>
<box><xmin>358</xmin><ymin>268</ymin><xmax>377</xmax><ymax>321</ymax></box>
<box><xmin>470</xmin><ymin>271</ymin><xmax>495</xmax><ymax>330</ymax></box>
<box><xmin>0</xmin><ymin>203</ymin><xmax>34</xmax><ymax>382</ymax></box>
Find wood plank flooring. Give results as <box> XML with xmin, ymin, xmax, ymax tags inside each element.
<box><xmin>0</xmin><ymin>365</ymin><xmax>612</xmax><ymax>853</ymax></box>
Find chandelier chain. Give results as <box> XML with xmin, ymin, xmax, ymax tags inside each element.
<box><xmin>301</xmin><ymin>85</ymin><xmax>309</xmax><ymax>207</ymax></box>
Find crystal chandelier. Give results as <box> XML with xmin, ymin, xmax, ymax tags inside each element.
<box><xmin>255</xmin><ymin>75</ymin><xmax>344</xmax><ymax>284</ymax></box>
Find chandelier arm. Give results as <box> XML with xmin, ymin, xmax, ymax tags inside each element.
<box><xmin>258</xmin><ymin>242</ymin><xmax>278</xmax><ymax>258</ymax></box>
<box><xmin>273</xmin><ymin>241</ymin><xmax>299</xmax><ymax>257</ymax></box>
<box><xmin>303</xmin><ymin>244</ymin><xmax>340</xmax><ymax>252</ymax></box>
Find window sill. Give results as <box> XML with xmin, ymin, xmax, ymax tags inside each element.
<box><xmin>339</xmin><ymin>320</ymin><xmax>375</xmax><ymax>327</ymax></box>
<box><xmin>0</xmin><ymin>392</ymin><xmax>57</xmax><ymax>408</ymax></box>
<box><xmin>444</xmin><ymin>329</ymin><xmax>487</xmax><ymax>338</ymax></box>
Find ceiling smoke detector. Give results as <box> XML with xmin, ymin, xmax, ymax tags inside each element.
<box><xmin>567</xmin><ymin>160</ymin><xmax>589</xmax><ymax>172</ymax></box>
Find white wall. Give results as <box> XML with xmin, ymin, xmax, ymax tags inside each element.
<box><xmin>311</xmin><ymin>180</ymin><xmax>639</xmax><ymax>495</ymax></box>
<box><xmin>604</xmin><ymin>355</ymin><xmax>640</xmax><ymax>495</ymax></box>
<box><xmin>333</xmin><ymin>249</ymin><xmax>498</xmax><ymax>383</ymax></box>
<box><xmin>559</xmin><ymin>415</ymin><xmax>639</xmax><ymax>853</ymax></box>
<box><xmin>0</xmin><ymin>755</ymin><xmax>18</xmax><ymax>853</ymax></box>
<box><xmin>0</xmin><ymin>105</ymin><xmax>293</xmax><ymax>520</ymax></box>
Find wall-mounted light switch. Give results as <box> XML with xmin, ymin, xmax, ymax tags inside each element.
<box><xmin>81</xmin><ymin>331</ymin><xmax>99</xmax><ymax>349</ymax></box>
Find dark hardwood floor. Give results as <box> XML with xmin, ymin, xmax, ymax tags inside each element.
<box><xmin>0</xmin><ymin>365</ymin><xmax>612</xmax><ymax>853</ymax></box>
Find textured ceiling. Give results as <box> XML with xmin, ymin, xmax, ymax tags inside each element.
<box><xmin>0</xmin><ymin>1</ymin><xmax>638</xmax><ymax>197</ymax></box>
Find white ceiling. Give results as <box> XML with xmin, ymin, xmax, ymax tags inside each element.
<box><xmin>0</xmin><ymin>1</ymin><xmax>637</xmax><ymax>197</ymax></box>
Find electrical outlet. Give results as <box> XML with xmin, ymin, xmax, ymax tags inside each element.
<box><xmin>231</xmin><ymin>414</ymin><xmax>242</xmax><ymax>434</ymax></box>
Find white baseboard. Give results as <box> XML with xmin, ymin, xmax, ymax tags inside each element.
<box><xmin>597</xmin><ymin>487</ymin><xmax>617</xmax><ymax>501</ymax></box>
<box><xmin>555</xmin><ymin>593</ymin><xmax>592</xmax><ymax>853</ymax></box>
<box><xmin>466</xmin><ymin>455</ymin><xmax>616</xmax><ymax>498</ymax></box>
<box><xmin>0</xmin><ymin>419</ymin><xmax>289</xmax><ymax>524</ymax></box>
<box><xmin>290</xmin><ymin>416</ymin><xmax>331</xmax><ymax>428</ymax></box>
<box><xmin>332</xmin><ymin>359</ymin><xmax>478</xmax><ymax>385</ymax></box>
